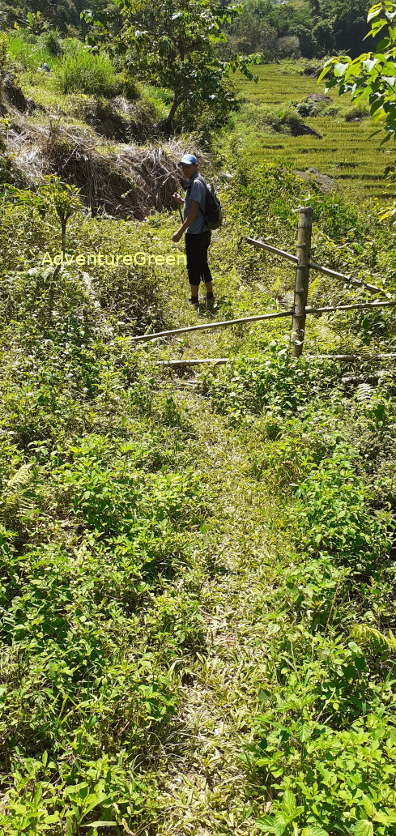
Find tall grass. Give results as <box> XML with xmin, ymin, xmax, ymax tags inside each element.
<box><xmin>6</xmin><ymin>32</ymin><xmax>59</xmax><ymax>71</ymax></box>
<box><xmin>55</xmin><ymin>47</ymin><xmax>120</xmax><ymax>97</ymax></box>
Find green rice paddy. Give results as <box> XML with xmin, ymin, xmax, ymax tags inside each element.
<box><xmin>234</xmin><ymin>63</ymin><xmax>396</xmax><ymax>205</ymax></box>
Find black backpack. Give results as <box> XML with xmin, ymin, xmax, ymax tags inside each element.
<box><xmin>188</xmin><ymin>175</ymin><xmax>223</xmax><ymax>230</ymax></box>
<box><xmin>203</xmin><ymin>181</ymin><xmax>223</xmax><ymax>230</ymax></box>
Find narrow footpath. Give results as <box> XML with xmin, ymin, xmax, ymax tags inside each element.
<box><xmin>155</xmin><ymin>388</ymin><xmax>282</xmax><ymax>836</ymax></box>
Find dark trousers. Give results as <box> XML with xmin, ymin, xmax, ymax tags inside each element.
<box><xmin>185</xmin><ymin>231</ymin><xmax>212</xmax><ymax>286</ymax></box>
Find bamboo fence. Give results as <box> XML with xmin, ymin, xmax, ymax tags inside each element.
<box><xmin>131</xmin><ymin>207</ymin><xmax>395</xmax><ymax>366</ymax></box>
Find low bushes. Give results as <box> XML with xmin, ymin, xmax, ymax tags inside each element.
<box><xmin>0</xmin><ymin>366</ymin><xmax>208</xmax><ymax>831</ymax></box>
<box><xmin>199</xmin><ymin>343</ymin><xmax>395</xmax><ymax>833</ymax></box>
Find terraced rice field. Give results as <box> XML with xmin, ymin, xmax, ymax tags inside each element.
<box><xmin>236</xmin><ymin>63</ymin><xmax>396</xmax><ymax>204</ymax></box>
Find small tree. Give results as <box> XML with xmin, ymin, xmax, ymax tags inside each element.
<box><xmin>40</xmin><ymin>176</ymin><xmax>82</xmax><ymax>256</ymax></box>
<box><xmin>6</xmin><ymin>175</ymin><xmax>82</xmax><ymax>256</ymax></box>
<box><xmin>114</xmin><ymin>0</ymin><xmax>258</xmax><ymax>132</ymax></box>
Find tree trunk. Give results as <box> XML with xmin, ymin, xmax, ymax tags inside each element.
<box><xmin>165</xmin><ymin>95</ymin><xmax>180</xmax><ymax>131</ymax></box>
<box><xmin>61</xmin><ymin>220</ymin><xmax>67</xmax><ymax>258</ymax></box>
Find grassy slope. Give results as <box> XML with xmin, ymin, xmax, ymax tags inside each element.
<box><xmin>231</xmin><ymin>62</ymin><xmax>396</xmax><ymax>204</ymax></box>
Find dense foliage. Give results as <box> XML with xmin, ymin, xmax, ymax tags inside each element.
<box><xmin>225</xmin><ymin>0</ymin><xmax>372</xmax><ymax>60</ymax></box>
<box><xmin>0</xmin><ymin>0</ymin><xmax>121</xmax><ymax>35</ymax></box>
<box><xmin>0</xmin><ymin>0</ymin><xmax>395</xmax><ymax>832</ymax></box>
<box><xmin>112</xmin><ymin>0</ymin><xmax>257</xmax><ymax>132</ymax></box>
<box><xmin>192</xmin><ymin>157</ymin><xmax>396</xmax><ymax>835</ymax></box>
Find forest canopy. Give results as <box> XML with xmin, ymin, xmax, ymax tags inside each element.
<box><xmin>0</xmin><ymin>0</ymin><xmax>372</xmax><ymax>60</ymax></box>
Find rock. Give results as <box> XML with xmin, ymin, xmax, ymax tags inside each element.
<box><xmin>306</xmin><ymin>93</ymin><xmax>331</xmax><ymax>103</ymax></box>
<box><xmin>294</xmin><ymin>167</ymin><xmax>336</xmax><ymax>193</ymax></box>
<box><xmin>3</xmin><ymin>77</ymin><xmax>29</xmax><ymax>112</ymax></box>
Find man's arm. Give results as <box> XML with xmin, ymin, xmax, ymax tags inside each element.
<box><xmin>172</xmin><ymin>199</ymin><xmax>200</xmax><ymax>242</ymax></box>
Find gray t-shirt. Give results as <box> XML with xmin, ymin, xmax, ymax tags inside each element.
<box><xmin>183</xmin><ymin>173</ymin><xmax>208</xmax><ymax>234</ymax></box>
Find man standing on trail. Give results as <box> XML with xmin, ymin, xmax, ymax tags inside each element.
<box><xmin>172</xmin><ymin>154</ymin><xmax>214</xmax><ymax>307</ymax></box>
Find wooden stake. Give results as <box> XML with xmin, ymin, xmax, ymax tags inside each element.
<box><xmin>292</xmin><ymin>207</ymin><xmax>312</xmax><ymax>357</ymax></box>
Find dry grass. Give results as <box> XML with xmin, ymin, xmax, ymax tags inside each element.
<box><xmin>5</xmin><ymin>112</ymin><xmax>208</xmax><ymax>218</ymax></box>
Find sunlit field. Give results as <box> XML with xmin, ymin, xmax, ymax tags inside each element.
<box><xmin>235</xmin><ymin>63</ymin><xmax>396</xmax><ymax>204</ymax></box>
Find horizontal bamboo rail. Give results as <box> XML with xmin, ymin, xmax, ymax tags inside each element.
<box><xmin>245</xmin><ymin>237</ymin><xmax>298</xmax><ymax>265</ymax></box>
<box><xmin>157</xmin><ymin>358</ymin><xmax>228</xmax><ymax>366</ymax></box>
<box><xmin>245</xmin><ymin>236</ymin><xmax>390</xmax><ymax>297</ymax></box>
<box><xmin>157</xmin><ymin>353</ymin><xmax>396</xmax><ymax>367</ymax></box>
<box><xmin>130</xmin><ymin>309</ymin><xmax>294</xmax><ymax>342</ymax></box>
<box><xmin>305</xmin><ymin>299</ymin><xmax>396</xmax><ymax>314</ymax></box>
<box><xmin>309</xmin><ymin>261</ymin><xmax>390</xmax><ymax>296</ymax></box>
<box><xmin>131</xmin><ymin>299</ymin><xmax>396</xmax><ymax>343</ymax></box>
<box><xmin>305</xmin><ymin>353</ymin><xmax>396</xmax><ymax>360</ymax></box>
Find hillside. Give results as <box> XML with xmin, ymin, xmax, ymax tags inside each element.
<box><xmin>231</xmin><ymin>61</ymin><xmax>396</xmax><ymax>203</ymax></box>
<box><xmin>0</xmin><ymin>8</ymin><xmax>395</xmax><ymax>836</ymax></box>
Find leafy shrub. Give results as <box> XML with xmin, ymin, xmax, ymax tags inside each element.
<box><xmin>40</xmin><ymin>29</ymin><xmax>62</xmax><ymax>58</ymax></box>
<box><xmin>0</xmin><ymin>266</ymin><xmax>101</xmax><ymax>344</ymax></box>
<box><xmin>254</xmin><ymin>710</ymin><xmax>396</xmax><ymax>834</ymax></box>
<box><xmin>293</xmin><ymin>449</ymin><xmax>393</xmax><ymax>573</ymax></box>
<box><xmin>199</xmin><ymin>344</ymin><xmax>340</xmax><ymax>423</ymax></box>
<box><xmin>0</xmin><ymin>420</ymin><xmax>208</xmax><ymax>831</ymax></box>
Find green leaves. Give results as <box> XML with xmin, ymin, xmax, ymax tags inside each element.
<box><xmin>4</xmin><ymin>175</ymin><xmax>82</xmax><ymax>256</ymax></box>
<box><xmin>319</xmin><ymin>0</ymin><xmax>396</xmax><ymax>184</ymax></box>
<box><xmin>352</xmin><ymin>822</ymin><xmax>374</xmax><ymax>836</ymax></box>
<box><xmin>258</xmin><ymin>791</ymin><xmax>304</xmax><ymax>834</ymax></box>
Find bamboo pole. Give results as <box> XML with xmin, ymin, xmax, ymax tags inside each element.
<box><xmin>245</xmin><ymin>236</ymin><xmax>389</xmax><ymax>296</ymax></box>
<box><xmin>305</xmin><ymin>353</ymin><xmax>396</xmax><ymax>360</ymax></box>
<box><xmin>157</xmin><ymin>358</ymin><xmax>228</xmax><ymax>366</ymax></box>
<box><xmin>157</xmin><ymin>353</ymin><xmax>396</xmax><ymax>367</ymax></box>
<box><xmin>308</xmin><ymin>261</ymin><xmax>389</xmax><ymax>296</ymax></box>
<box><xmin>130</xmin><ymin>309</ymin><xmax>294</xmax><ymax>342</ymax></box>
<box><xmin>129</xmin><ymin>298</ymin><xmax>395</xmax><ymax>344</ymax></box>
<box><xmin>245</xmin><ymin>237</ymin><xmax>298</xmax><ymax>265</ymax></box>
<box><xmin>305</xmin><ymin>299</ymin><xmax>396</xmax><ymax>314</ymax></box>
<box><xmin>292</xmin><ymin>207</ymin><xmax>312</xmax><ymax>357</ymax></box>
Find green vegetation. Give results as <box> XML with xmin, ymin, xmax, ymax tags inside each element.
<box><xmin>0</xmin><ymin>1</ymin><xmax>395</xmax><ymax>833</ymax></box>
<box><xmin>0</xmin><ymin>0</ymin><xmax>121</xmax><ymax>35</ymax></box>
<box><xmin>321</xmin><ymin>0</ymin><xmax>396</xmax><ymax>217</ymax></box>
<box><xmin>54</xmin><ymin>48</ymin><xmax>122</xmax><ymax>98</ymax></box>
<box><xmin>0</xmin><ymin>150</ymin><xmax>394</xmax><ymax>833</ymax></box>
<box><xmin>113</xmin><ymin>0</ymin><xmax>257</xmax><ymax>134</ymax></box>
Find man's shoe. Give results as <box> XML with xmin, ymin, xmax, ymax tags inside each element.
<box><xmin>189</xmin><ymin>297</ymin><xmax>199</xmax><ymax>307</ymax></box>
<box><xmin>206</xmin><ymin>294</ymin><xmax>215</xmax><ymax>307</ymax></box>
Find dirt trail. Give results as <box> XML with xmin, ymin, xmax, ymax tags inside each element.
<box><xmin>156</xmin><ymin>391</ymin><xmax>278</xmax><ymax>835</ymax></box>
